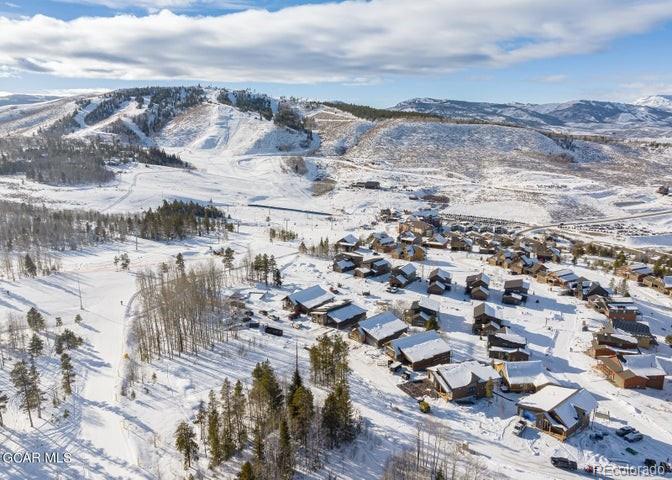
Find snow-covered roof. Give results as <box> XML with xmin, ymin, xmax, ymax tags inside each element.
<box><xmin>517</xmin><ymin>385</ymin><xmax>597</xmax><ymax>430</ymax></box>
<box><xmin>623</xmin><ymin>355</ymin><xmax>666</xmax><ymax>377</ymax></box>
<box><xmin>398</xmin><ymin>263</ymin><xmax>416</xmax><ymax>276</ymax></box>
<box><xmin>328</xmin><ymin>303</ymin><xmax>367</xmax><ymax>324</ymax></box>
<box><xmin>391</xmin><ymin>331</ymin><xmax>450</xmax><ymax>363</ymax></box>
<box><xmin>491</xmin><ymin>332</ymin><xmax>527</xmax><ymax>346</ymax></box>
<box><xmin>372</xmin><ymin>259</ymin><xmax>391</xmax><ymax>268</ymax></box>
<box><xmin>285</xmin><ymin>285</ymin><xmax>334</xmax><ymax>309</ymax></box>
<box><xmin>417</xmin><ymin>296</ymin><xmax>440</xmax><ymax>313</ymax></box>
<box><xmin>503</xmin><ymin>360</ymin><xmax>556</xmax><ymax>387</ymax></box>
<box><xmin>351</xmin><ymin>247</ymin><xmax>380</xmax><ymax>262</ymax></box>
<box><xmin>429</xmin><ymin>361</ymin><xmax>499</xmax><ymax>391</ymax></box>
<box><xmin>430</xmin><ymin>268</ymin><xmax>452</xmax><ymax>281</ymax></box>
<box><xmin>335</xmin><ymin>259</ymin><xmax>355</xmax><ymax>270</ymax></box>
<box><xmin>664</xmin><ymin>276</ymin><xmax>672</xmax><ymax>288</ymax></box>
<box><xmin>475</xmin><ymin>302</ymin><xmax>498</xmax><ymax>318</ymax></box>
<box><xmin>630</xmin><ymin>263</ymin><xmax>653</xmax><ymax>275</ymax></box>
<box><xmin>337</xmin><ymin>233</ymin><xmax>359</xmax><ymax>246</ymax></box>
<box><xmin>358</xmin><ymin>312</ymin><xmax>407</xmax><ymax>341</ymax></box>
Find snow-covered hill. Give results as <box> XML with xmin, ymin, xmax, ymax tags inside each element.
<box><xmin>635</xmin><ymin>94</ymin><xmax>672</xmax><ymax>112</ymax></box>
<box><xmin>394</xmin><ymin>97</ymin><xmax>672</xmax><ymax>137</ymax></box>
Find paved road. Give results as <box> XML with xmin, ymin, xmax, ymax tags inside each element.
<box><xmin>519</xmin><ymin>208</ymin><xmax>672</xmax><ymax>234</ymax></box>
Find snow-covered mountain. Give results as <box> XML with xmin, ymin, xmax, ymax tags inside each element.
<box><xmin>394</xmin><ymin>97</ymin><xmax>672</xmax><ymax>137</ymax></box>
<box><xmin>0</xmin><ymin>93</ymin><xmax>59</xmax><ymax>107</ymax></box>
<box><xmin>634</xmin><ymin>94</ymin><xmax>672</xmax><ymax>112</ymax></box>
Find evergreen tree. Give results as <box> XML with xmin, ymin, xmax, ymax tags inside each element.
<box><xmin>60</xmin><ymin>353</ymin><xmax>75</xmax><ymax>396</ymax></box>
<box><xmin>238</xmin><ymin>461</ymin><xmax>255</xmax><ymax>480</ymax></box>
<box><xmin>28</xmin><ymin>334</ymin><xmax>44</xmax><ymax>357</ymax></box>
<box><xmin>206</xmin><ymin>390</ymin><xmax>223</xmax><ymax>467</ymax></box>
<box><xmin>288</xmin><ymin>385</ymin><xmax>314</xmax><ymax>444</ymax></box>
<box><xmin>175</xmin><ymin>420</ymin><xmax>199</xmax><ymax>470</ymax></box>
<box><xmin>231</xmin><ymin>380</ymin><xmax>247</xmax><ymax>449</ymax></box>
<box><xmin>176</xmin><ymin>253</ymin><xmax>185</xmax><ymax>275</ymax></box>
<box><xmin>29</xmin><ymin>362</ymin><xmax>44</xmax><ymax>420</ymax></box>
<box><xmin>26</xmin><ymin>307</ymin><xmax>45</xmax><ymax>333</ymax></box>
<box><xmin>219</xmin><ymin>379</ymin><xmax>236</xmax><ymax>460</ymax></box>
<box><xmin>273</xmin><ymin>268</ymin><xmax>282</xmax><ymax>287</ymax></box>
<box><xmin>0</xmin><ymin>391</ymin><xmax>7</xmax><ymax>427</ymax></box>
<box><xmin>24</xmin><ymin>254</ymin><xmax>37</xmax><ymax>277</ymax></box>
<box><xmin>277</xmin><ymin>418</ymin><xmax>293</xmax><ymax>479</ymax></box>
<box><xmin>194</xmin><ymin>399</ymin><xmax>208</xmax><ymax>453</ymax></box>
<box><xmin>249</xmin><ymin>361</ymin><xmax>283</xmax><ymax>430</ymax></box>
<box><xmin>321</xmin><ymin>381</ymin><xmax>355</xmax><ymax>447</ymax></box>
<box><xmin>223</xmin><ymin>247</ymin><xmax>235</xmax><ymax>270</ymax></box>
<box><xmin>10</xmin><ymin>361</ymin><xmax>34</xmax><ymax>427</ymax></box>
<box><xmin>253</xmin><ymin>424</ymin><xmax>264</xmax><ymax>470</ymax></box>
<box><xmin>74</xmin><ymin>314</ymin><xmax>82</xmax><ymax>324</ymax></box>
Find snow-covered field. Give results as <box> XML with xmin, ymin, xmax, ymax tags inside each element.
<box><xmin>1</xmin><ymin>91</ymin><xmax>672</xmax><ymax>479</ymax></box>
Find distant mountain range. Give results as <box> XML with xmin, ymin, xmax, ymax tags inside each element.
<box><xmin>0</xmin><ymin>93</ymin><xmax>60</xmax><ymax>108</ymax></box>
<box><xmin>394</xmin><ymin>96</ymin><xmax>672</xmax><ymax>137</ymax></box>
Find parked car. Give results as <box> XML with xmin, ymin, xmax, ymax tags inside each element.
<box><xmin>624</xmin><ymin>432</ymin><xmax>643</xmax><ymax>443</ymax></box>
<box><xmin>551</xmin><ymin>457</ymin><xmax>577</xmax><ymax>471</ymax></box>
<box><xmin>644</xmin><ymin>459</ymin><xmax>657</xmax><ymax>468</ymax></box>
<box><xmin>513</xmin><ymin>419</ymin><xmax>527</xmax><ymax>437</ymax></box>
<box><xmin>616</xmin><ymin>426</ymin><xmax>636</xmax><ymax>437</ymax></box>
<box><xmin>386</xmin><ymin>286</ymin><xmax>399</xmax><ymax>294</ymax></box>
<box><xmin>589</xmin><ymin>432</ymin><xmax>606</xmax><ymax>441</ymax></box>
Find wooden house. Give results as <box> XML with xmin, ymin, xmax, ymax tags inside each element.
<box><xmin>424</xmin><ymin>233</ymin><xmax>449</xmax><ymax>249</ymax></box>
<box><xmin>610</xmin><ymin>319</ymin><xmax>656</xmax><ymax>348</ymax></box>
<box><xmin>351</xmin><ymin>311</ymin><xmax>408</xmax><ymax>347</ymax></box>
<box><xmin>404</xmin><ymin>297</ymin><xmax>440</xmax><ymax>327</ymax></box>
<box><xmin>616</xmin><ymin>263</ymin><xmax>653</xmax><ymax>283</ymax></box>
<box><xmin>517</xmin><ymin>385</ymin><xmax>596</xmax><ymax>441</ymax></box>
<box><xmin>588</xmin><ymin>326</ymin><xmax>640</xmax><ymax>358</ymax></box>
<box><xmin>310</xmin><ymin>301</ymin><xmax>367</xmax><ymax>329</ymax></box>
<box><xmin>399</xmin><ymin>219</ymin><xmax>434</xmax><ymax>237</ymax></box>
<box><xmin>391</xmin><ymin>244</ymin><xmax>426</xmax><ymax>262</ymax></box>
<box><xmin>472</xmin><ymin>302</ymin><xmax>502</xmax><ymax>335</ymax></box>
<box><xmin>335</xmin><ymin>233</ymin><xmax>360</xmax><ymax>252</ymax></box>
<box><xmin>488</xmin><ymin>346</ymin><xmax>530</xmax><ymax>362</ymax></box>
<box><xmin>427</xmin><ymin>268</ymin><xmax>452</xmax><ymax>295</ymax></box>
<box><xmin>368</xmin><ymin>232</ymin><xmax>397</xmax><ymax>253</ymax></box>
<box><xmin>389</xmin><ymin>263</ymin><xmax>417</xmax><ymax>288</ymax></box>
<box><xmin>496</xmin><ymin>360</ymin><xmax>557</xmax><ymax>393</ymax></box>
<box><xmin>282</xmin><ymin>285</ymin><xmax>334</xmax><ymax>313</ymax></box>
<box><xmin>575</xmin><ymin>281</ymin><xmax>609</xmax><ymax>301</ymax></box>
<box><xmin>487</xmin><ymin>330</ymin><xmax>527</xmax><ymax>350</ymax></box>
<box><xmin>591</xmin><ymin>296</ymin><xmax>640</xmax><ymax>322</ymax></box>
<box><xmin>599</xmin><ymin>355</ymin><xmax>666</xmax><ymax>390</ymax></box>
<box><xmin>428</xmin><ymin>361</ymin><xmax>500</xmax><ymax>401</ymax></box>
<box><xmin>450</xmin><ymin>235</ymin><xmax>473</xmax><ymax>252</ymax></box>
<box><xmin>387</xmin><ymin>330</ymin><xmax>451</xmax><ymax>370</ymax></box>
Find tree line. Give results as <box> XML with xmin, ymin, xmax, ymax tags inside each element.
<box><xmin>175</xmin><ymin>355</ymin><xmax>358</xmax><ymax>478</ymax></box>
<box><xmin>0</xmin><ymin>136</ymin><xmax>190</xmax><ymax>186</ymax></box>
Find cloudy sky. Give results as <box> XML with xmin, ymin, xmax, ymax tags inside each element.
<box><xmin>1</xmin><ymin>0</ymin><xmax>671</xmax><ymax>106</ymax></box>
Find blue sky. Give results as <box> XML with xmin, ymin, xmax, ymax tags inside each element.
<box><xmin>1</xmin><ymin>0</ymin><xmax>671</xmax><ymax>106</ymax></box>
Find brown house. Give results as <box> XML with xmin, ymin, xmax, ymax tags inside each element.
<box><xmin>351</xmin><ymin>311</ymin><xmax>408</xmax><ymax>347</ymax></box>
<box><xmin>517</xmin><ymin>385</ymin><xmax>596</xmax><ymax>441</ymax></box>
<box><xmin>472</xmin><ymin>302</ymin><xmax>502</xmax><ymax>335</ymax></box>
<box><xmin>387</xmin><ymin>330</ymin><xmax>451</xmax><ymax>370</ymax></box>
<box><xmin>428</xmin><ymin>361</ymin><xmax>500</xmax><ymax>401</ymax></box>
<box><xmin>599</xmin><ymin>355</ymin><xmax>666</xmax><ymax>390</ymax></box>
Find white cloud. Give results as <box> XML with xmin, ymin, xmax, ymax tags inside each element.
<box><xmin>59</xmin><ymin>0</ymin><xmax>251</xmax><ymax>13</ymax></box>
<box><xmin>533</xmin><ymin>74</ymin><xmax>568</xmax><ymax>83</ymax></box>
<box><xmin>0</xmin><ymin>0</ymin><xmax>671</xmax><ymax>84</ymax></box>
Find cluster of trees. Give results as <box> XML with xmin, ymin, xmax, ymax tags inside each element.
<box><xmin>269</xmin><ymin>228</ymin><xmax>298</xmax><ymax>242</ymax></box>
<box><xmin>85</xmin><ymin>94</ymin><xmax>127</xmax><ymax>125</ymax></box>
<box><xmin>273</xmin><ymin>103</ymin><xmax>304</xmax><ymax>131</ymax></box>
<box><xmin>298</xmin><ymin>238</ymin><xmax>333</xmax><ymax>258</ymax></box>
<box><xmin>132</xmin><ymin>86</ymin><xmax>206</xmax><ymax>135</ymax></box>
<box><xmin>132</xmin><ymin>259</ymin><xmax>231</xmax><ymax>361</ymax></box>
<box><xmin>1</xmin><ymin>308</ymin><xmax>84</xmax><ymax>428</ymax></box>
<box><xmin>138</xmin><ymin>200</ymin><xmax>229</xmax><ymax>240</ymax></box>
<box><xmin>382</xmin><ymin>421</ymin><xmax>490</xmax><ymax>480</ymax></box>
<box><xmin>249</xmin><ymin>254</ymin><xmax>282</xmax><ymax>287</ymax></box>
<box><xmin>0</xmin><ymin>199</ymin><xmax>228</xmax><ymax>253</ymax></box>
<box><xmin>322</xmin><ymin>102</ymin><xmax>444</xmax><ymax>122</ymax></box>
<box><xmin>0</xmin><ymin>136</ymin><xmax>190</xmax><ymax>185</ymax></box>
<box><xmin>175</xmin><ymin>358</ymin><xmax>358</xmax><ymax>478</ymax></box>
<box><xmin>608</xmin><ymin>277</ymin><xmax>630</xmax><ymax>297</ymax></box>
<box><xmin>308</xmin><ymin>335</ymin><xmax>349</xmax><ymax>387</ymax></box>
<box><xmin>220</xmin><ymin>90</ymin><xmax>273</xmax><ymax>120</ymax></box>
<box><xmin>1</xmin><ymin>249</ymin><xmax>61</xmax><ymax>280</ymax></box>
